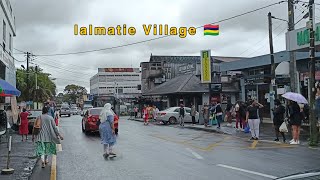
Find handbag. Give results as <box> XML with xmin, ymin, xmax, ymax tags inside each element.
<box><xmin>33</xmin><ymin>115</ymin><xmax>42</xmax><ymax>135</ymax></box>
<box><xmin>279</xmin><ymin>121</ymin><xmax>288</xmax><ymax>133</ymax></box>
<box><xmin>244</xmin><ymin>124</ymin><xmax>250</xmax><ymax>133</ymax></box>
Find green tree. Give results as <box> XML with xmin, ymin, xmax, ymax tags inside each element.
<box><xmin>63</xmin><ymin>84</ymin><xmax>87</xmax><ymax>103</ymax></box>
<box><xmin>16</xmin><ymin>66</ymin><xmax>56</xmax><ymax>103</ymax></box>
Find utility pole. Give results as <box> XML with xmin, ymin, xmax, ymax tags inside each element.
<box><xmin>308</xmin><ymin>0</ymin><xmax>318</xmax><ymax>146</ymax></box>
<box><xmin>268</xmin><ymin>12</ymin><xmax>277</xmax><ymax>120</ymax></box>
<box><xmin>26</xmin><ymin>52</ymin><xmax>30</xmax><ymax>104</ymax></box>
<box><xmin>288</xmin><ymin>0</ymin><xmax>296</xmax><ymax>92</ymax></box>
<box><xmin>35</xmin><ymin>65</ymin><xmax>38</xmax><ymax>110</ymax></box>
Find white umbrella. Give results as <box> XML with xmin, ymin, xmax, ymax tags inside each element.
<box><xmin>281</xmin><ymin>92</ymin><xmax>308</xmax><ymax>104</ymax></box>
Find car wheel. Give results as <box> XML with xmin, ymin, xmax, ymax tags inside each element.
<box><xmin>169</xmin><ymin>117</ymin><xmax>177</xmax><ymax>124</ymax></box>
<box><xmin>68</xmin><ymin>114</ymin><xmax>71</xmax><ymax>117</ymax></box>
<box><xmin>82</xmin><ymin>121</ymin><xmax>85</xmax><ymax>133</ymax></box>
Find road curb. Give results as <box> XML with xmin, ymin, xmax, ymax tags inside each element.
<box><xmin>182</xmin><ymin>126</ymin><xmax>233</xmax><ymax>135</ymax></box>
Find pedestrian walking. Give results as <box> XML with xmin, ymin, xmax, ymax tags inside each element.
<box><xmin>235</xmin><ymin>101</ymin><xmax>242</xmax><ymax>130</ymax></box>
<box><xmin>202</xmin><ymin>103</ymin><xmax>210</xmax><ymax>127</ymax></box>
<box><xmin>225</xmin><ymin>102</ymin><xmax>233</xmax><ymax>127</ymax></box>
<box><xmin>239</xmin><ymin>102</ymin><xmax>247</xmax><ymax>131</ymax></box>
<box><xmin>272</xmin><ymin>99</ymin><xmax>286</xmax><ymax>142</ymax></box>
<box><xmin>143</xmin><ymin>105</ymin><xmax>149</xmax><ymax>125</ymax></box>
<box><xmin>48</xmin><ymin>103</ymin><xmax>55</xmax><ymax>118</ymax></box>
<box><xmin>54</xmin><ymin>111</ymin><xmax>59</xmax><ymax>131</ymax></box>
<box><xmin>32</xmin><ymin>106</ymin><xmax>64</xmax><ymax>168</ymax></box>
<box><xmin>179</xmin><ymin>104</ymin><xmax>185</xmax><ymax>126</ymax></box>
<box><xmin>246</xmin><ymin>100</ymin><xmax>264</xmax><ymax>140</ymax></box>
<box><xmin>153</xmin><ymin>106</ymin><xmax>159</xmax><ymax>122</ymax></box>
<box><xmin>134</xmin><ymin>106</ymin><xmax>138</xmax><ymax>118</ymax></box>
<box><xmin>19</xmin><ymin>108</ymin><xmax>29</xmax><ymax>141</ymax></box>
<box><xmin>99</xmin><ymin>103</ymin><xmax>117</xmax><ymax>158</ymax></box>
<box><xmin>211</xmin><ymin>101</ymin><xmax>223</xmax><ymax>129</ymax></box>
<box><xmin>191</xmin><ymin>103</ymin><xmax>196</xmax><ymax>125</ymax></box>
<box><xmin>287</xmin><ymin>100</ymin><xmax>302</xmax><ymax>145</ymax></box>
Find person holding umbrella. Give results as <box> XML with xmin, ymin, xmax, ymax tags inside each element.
<box><xmin>282</xmin><ymin>92</ymin><xmax>308</xmax><ymax>145</ymax></box>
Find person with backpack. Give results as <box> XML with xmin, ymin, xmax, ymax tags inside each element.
<box><xmin>272</xmin><ymin>99</ymin><xmax>286</xmax><ymax>142</ymax></box>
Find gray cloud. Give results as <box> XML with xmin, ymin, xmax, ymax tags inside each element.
<box><xmin>10</xmin><ymin>0</ymin><xmax>312</xmax><ymax>93</ymax></box>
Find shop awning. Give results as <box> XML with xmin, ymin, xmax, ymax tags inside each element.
<box><xmin>0</xmin><ymin>79</ymin><xmax>21</xmax><ymax>97</ymax></box>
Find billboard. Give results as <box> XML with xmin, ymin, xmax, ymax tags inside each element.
<box><xmin>286</xmin><ymin>21</ymin><xmax>320</xmax><ymax>51</ymax></box>
<box><xmin>104</xmin><ymin>68</ymin><xmax>134</xmax><ymax>72</ymax></box>
<box><xmin>200</xmin><ymin>50</ymin><xmax>211</xmax><ymax>83</ymax></box>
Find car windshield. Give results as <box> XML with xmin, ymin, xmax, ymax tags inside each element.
<box><xmin>28</xmin><ymin>111</ymin><xmax>42</xmax><ymax>117</ymax></box>
<box><xmin>90</xmin><ymin>109</ymin><xmax>102</xmax><ymax>115</ymax></box>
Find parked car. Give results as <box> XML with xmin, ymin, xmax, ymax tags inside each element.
<box><xmin>82</xmin><ymin>107</ymin><xmax>119</xmax><ymax>135</ymax></box>
<box><xmin>156</xmin><ymin>107</ymin><xmax>199</xmax><ymax>125</ymax></box>
<box><xmin>70</xmin><ymin>107</ymin><xmax>78</xmax><ymax>115</ymax></box>
<box><xmin>27</xmin><ymin>110</ymin><xmax>42</xmax><ymax>134</ymax></box>
<box><xmin>59</xmin><ymin>107</ymin><xmax>71</xmax><ymax>117</ymax></box>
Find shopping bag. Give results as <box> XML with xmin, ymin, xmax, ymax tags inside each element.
<box><xmin>210</xmin><ymin>116</ymin><xmax>217</xmax><ymax>125</ymax></box>
<box><xmin>244</xmin><ymin>124</ymin><xmax>250</xmax><ymax>133</ymax></box>
<box><xmin>279</xmin><ymin>121</ymin><xmax>288</xmax><ymax>133</ymax></box>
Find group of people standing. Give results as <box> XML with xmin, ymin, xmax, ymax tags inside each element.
<box><xmin>141</xmin><ymin>105</ymin><xmax>159</xmax><ymax>125</ymax></box>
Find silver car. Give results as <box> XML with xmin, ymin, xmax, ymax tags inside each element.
<box><xmin>156</xmin><ymin>107</ymin><xmax>199</xmax><ymax>125</ymax></box>
<box><xmin>70</xmin><ymin>107</ymin><xmax>78</xmax><ymax>115</ymax></box>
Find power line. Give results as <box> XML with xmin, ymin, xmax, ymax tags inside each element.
<box><xmin>33</xmin><ymin>1</ymin><xmax>286</xmax><ymax>57</ymax></box>
<box><xmin>245</xmin><ymin>7</ymin><xmax>307</xmax><ymax>57</ymax></box>
<box><xmin>238</xmin><ymin>21</ymin><xmax>285</xmax><ymax>56</ymax></box>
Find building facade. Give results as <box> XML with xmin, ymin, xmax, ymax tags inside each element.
<box><xmin>141</xmin><ymin>55</ymin><xmax>243</xmax><ymax>110</ymax></box>
<box><xmin>0</xmin><ymin>0</ymin><xmax>16</xmax><ymax>87</ymax></box>
<box><xmin>141</xmin><ymin>54</ymin><xmax>242</xmax><ymax>94</ymax></box>
<box><xmin>90</xmin><ymin>68</ymin><xmax>141</xmax><ymax>101</ymax></box>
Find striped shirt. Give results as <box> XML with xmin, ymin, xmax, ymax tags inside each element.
<box><xmin>35</xmin><ymin>114</ymin><xmax>60</xmax><ymax>144</ymax></box>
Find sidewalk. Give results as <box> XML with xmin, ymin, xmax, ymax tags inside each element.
<box><xmin>127</xmin><ymin>117</ymin><xmax>310</xmax><ymax>145</ymax></box>
<box><xmin>0</xmin><ymin>131</ymin><xmax>38</xmax><ymax>180</ymax></box>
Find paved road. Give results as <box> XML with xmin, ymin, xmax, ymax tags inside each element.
<box><xmin>30</xmin><ymin>115</ymin><xmax>320</xmax><ymax>180</ymax></box>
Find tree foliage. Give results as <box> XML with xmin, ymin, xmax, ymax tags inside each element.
<box><xmin>63</xmin><ymin>84</ymin><xmax>87</xmax><ymax>103</ymax></box>
<box><xmin>16</xmin><ymin>66</ymin><xmax>56</xmax><ymax>103</ymax></box>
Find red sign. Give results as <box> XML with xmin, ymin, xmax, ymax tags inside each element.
<box><xmin>300</xmin><ymin>71</ymin><xmax>320</xmax><ymax>81</ymax></box>
<box><xmin>104</xmin><ymin>68</ymin><xmax>134</xmax><ymax>72</ymax></box>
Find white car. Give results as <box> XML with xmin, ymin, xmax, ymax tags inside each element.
<box><xmin>156</xmin><ymin>107</ymin><xmax>199</xmax><ymax>125</ymax></box>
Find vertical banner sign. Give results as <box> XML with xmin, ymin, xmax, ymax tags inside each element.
<box><xmin>201</xmin><ymin>50</ymin><xmax>211</xmax><ymax>83</ymax></box>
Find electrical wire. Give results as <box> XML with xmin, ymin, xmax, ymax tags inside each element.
<box><xmin>245</xmin><ymin>7</ymin><xmax>308</xmax><ymax>57</ymax></box>
<box><xmin>238</xmin><ymin>21</ymin><xmax>285</xmax><ymax>57</ymax></box>
<box><xmin>33</xmin><ymin>1</ymin><xmax>286</xmax><ymax>57</ymax></box>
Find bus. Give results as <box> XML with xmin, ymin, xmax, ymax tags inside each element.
<box><xmin>92</xmin><ymin>95</ymin><xmax>120</xmax><ymax>115</ymax></box>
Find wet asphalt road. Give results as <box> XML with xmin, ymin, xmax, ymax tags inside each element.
<box><xmin>30</xmin><ymin>115</ymin><xmax>320</xmax><ymax>180</ymax></box>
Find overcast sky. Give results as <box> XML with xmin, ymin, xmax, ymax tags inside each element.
<box><xmin>10</xmin><ymin>0</ymin><xmax>320</xmax><ymax>93</ymax></box>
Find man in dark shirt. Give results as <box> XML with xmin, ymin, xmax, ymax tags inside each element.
<box><xmin>179</xmin><ymin>104</ymin><xmax>185</xmax><ymax>126</ymax></box>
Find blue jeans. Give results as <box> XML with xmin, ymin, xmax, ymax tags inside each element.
<box><xmin>216</xmin><ymin>115</ymin><xmax>222</xmax><ymax>127</ymax></box>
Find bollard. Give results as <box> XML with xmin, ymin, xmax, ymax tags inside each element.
<box><xmin>1</xmin><ymin>135</ymin><xmax>14</xmax><ymax>175</ymax></box>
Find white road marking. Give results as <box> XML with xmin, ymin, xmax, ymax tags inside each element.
<box><xmin>216</xmin><ymin>164</ymin><xmax>278</xmax><ymax>179</ymax></box>
<box><xmin>186</xmin><ymin>148</ymin><xmax>203</xmax><ymax>160</ymax></box>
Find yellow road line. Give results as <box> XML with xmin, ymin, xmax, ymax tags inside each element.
<box><xmin>50</xmin><ymin>155</ymin><xmax>57</xmax><ymax>180</ymax></box>
<box><xmin>250</xmin><ymin>140</ymin><xmax>258</xmax><ymax>149</ymax></box>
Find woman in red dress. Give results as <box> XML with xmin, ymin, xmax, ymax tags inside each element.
<box><xmin>143</xmin><ymin>105</ymin><xmax>149</xmax><ymax>125</ymax></box>
<box><xmin>19</xmin><ymin>108</ymin><xmax>29</xmax><ymax>141</ymax></box>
